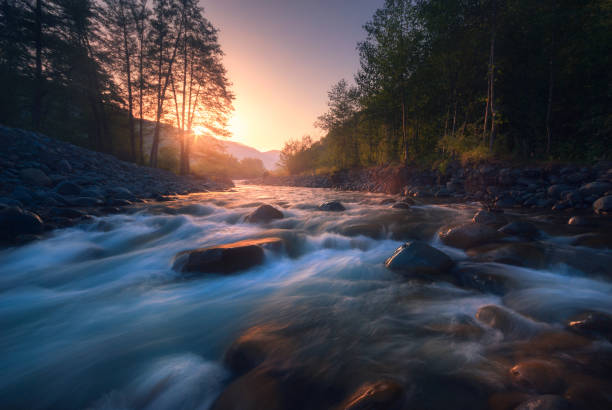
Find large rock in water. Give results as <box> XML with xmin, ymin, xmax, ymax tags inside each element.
<box><xmin>173</xmin><ymin>237</ymin><xmax>282</xmax><ymax>274</ymax></box>
<box><xmin>593</xmin><ymin>195</ymin><xmax>612</xmax><ymax>215</ymax></box>
<box><xmin>224</xmin><ymin>325</ymin><xmax>292</xmax><ymax>375</ymax></box>
<box><xmin>509</xmin><ymin>360</ymin><xmax>566</xmax><ymax>394</ymax></box>
<box><xmin>318</xmin><ymin>200</ymin><xmax>346</xmax><ymax>212</ymax></box>
<box><xmin>385</xmin><ymin>241</ymin><xmax>454</xmax><ymax>274</ymax></box>
<box><xmin>438</xmin><ymin>223</ymin><xmax>500</xmax><ymax>249</ymax></box>
<box><xmin>0</xmin><ymin>207</ymin><xmax>44</xmax><ymax>241</ymax></box>
<box><xmin>566</xmin><ymin>311</ymin><xmax>612</xmax><ymax>341</ymax></box>
<box><xmin>579</xmin><ymin>181</ymin><xmax>612</xmax><ymax>197</ymax></box>
<box><xmin>245</xmin><ymin>204</ymin><xmax>284</xmax><ymax>223</ymax></box>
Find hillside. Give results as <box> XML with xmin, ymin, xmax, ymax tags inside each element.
<box><xmin>220</xmin><ymin>139</ymin><xmax>280</xmax><ymax>170</ymax></box>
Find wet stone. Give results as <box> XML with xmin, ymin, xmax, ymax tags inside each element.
<box><xmin>173</xmin><ymin>237</ymin><xmax>283</xmax><ymax>275</ymax></box>
<box><xmin>385</xmin><ymin>241</ymin><xmax>454</xmax><ymax>275</ymax></box>
<box><xmin>319</xmin><ymin>201</ymin><xmax>346</xmax><ymax>212</ymax></box>
<box><xmin>438</xmin><ymin>223</ymin><xmax>501</xmax><ymax>249</ymax></box>
<box><xmin>245</xmin><ymin>204</ymin><xmax>284</xmax><ymax>223</ymax></box>
<box><xmin>509</xmin><ymin>360</ymin><xmax>565</xmax><ymax>394</ymax></box>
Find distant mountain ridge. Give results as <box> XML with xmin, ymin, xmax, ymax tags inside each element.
<box><xmin>218</xmin><ymin>138</ymin><xmax>280</xmax><ymax>170</ymax></box>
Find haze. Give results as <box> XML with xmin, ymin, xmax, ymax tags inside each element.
<box><xmin>203</xmin><ymin>0</ymin><xmax>384</xmax><ymax>152</ymax></box>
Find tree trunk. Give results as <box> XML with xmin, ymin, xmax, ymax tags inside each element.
<box><xmin>488</xmin><ymin>0</ymin><xmax>497</xmax><ymax>152</ymax></box>
<box><xmin>32</xmin><ymin>0</ymin><xmax>43</xmax><ymax>130</ymax></box>
<box><xmin>120</xmin><ymin>0</ymin><xmax>136</xmax><ymax>161</ymax></box>
<box><xmin>546</xmin><ymin>36</ymin><xmax>554</xmax><ymax>156</ymax></box>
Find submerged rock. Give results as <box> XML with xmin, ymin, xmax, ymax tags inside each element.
<box><xmin>509</xmin><ymin>360</ymin><xmax>565</xmax><ymax>394</ymax></box>
<box><xmin>224</xmin><ymin>325</ymin><xmax>292</xmax><ymax>375</ymax></box>
<box><xmin>339</xmin><ymin>223</ymin><xmax>384</xmax><ymax>239</ymax></box>
<box><xmin>341</xmin><ymin>380</ymin><xmax>405</xmax><ymax>410</ymax></box>
<box><xmin>472</xmin><ymin>209</ymin><xmax>507</xmax><ymax>227</ymax></box>
<box><xmin>438</xmin><ymin>223</ymin><xmax>500</xmax><ymax>249</ymax></box>
<box><xmin>0</xmin><ymin>207</ymin><xmax>44</xmax><ymax>241</ymax></box>
<box><xmin>173</xmin><ymin>237</ymin><xmax>282</xmax><ymax>274</ymax></box>
<box><xmin>392</xmin><ymin>201</ymin><xmax>412</xmax><ymax>210</ymax></box>
<box><xmin>385</xmin><ymin>241</ymin><xmax>454</xmax><ymax>275</ymax></box>
<box><xmin>467</xmin><ymin>242</ymin><xmax>547</xmax><ymax>269</ymax></box>
<box><xmin>245</xmin><ymin>204</ymin><xmax>284</xmax><ymax>223</ymax></box>
<box><xmin>567</xmin><ymin>216</ymin><xmax>591</xmax><ymax>226</ymax></box>
<box><xmin>566</xmin><ymin>311</ymin><xmax>612</xmax><ymax>341</ymax></box>
<box><xmin>498</xmin><ymin>221</ymin><xmax>539</xmax><ymax>239</ymax></box>
<box><xmin>54</xmin><ymin>180</ymin><xmax>81</xmax><ymax>195</ymax></box>
<box><xmin>476</xmin><ymin>304</ymin><xmax>538</xmax><ymax>338</ymax></box>
<box><xmin>319</xmin><ymin>201</ymin><xmax>346</xmax><ymax>212</ymax></box>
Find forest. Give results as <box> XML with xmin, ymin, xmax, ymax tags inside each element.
<box><xmin>280</xmin><ymin>0</ymin><xmax>612</xmax><ymax>175</ymax></box>
<box><xmin>0</xmin><ymin>0</ymin><xmax>246</xmax><ymax>176</ymax></box>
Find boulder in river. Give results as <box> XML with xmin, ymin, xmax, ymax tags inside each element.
<box><xmin>0</xmin><ymin>207</ymin><xmax>44</xmax><ymax>241</ymax></box>
<box><xmin>173</xmin><ymin>237</ymin><xmax>282</xmax><ymax>274</ymax></box>
<box><xmin>593</xmin><ymin>195</ymin><xmax>612</xmax><ymax>215</ymax></box>
<box><xmin>438</xmin><ymin>223</ymin><xmax>500</xmax><ymax>249</ymax></box>
<box><xmin>466</xmin><ymin>242</ymin><xmax>547</xmax><ymax>269</ymax></box>
<box><xmin>341</xmin><ymin>380</ymin><xmax>405</xmax><ymax>410</ymax></box>
<box><xmin>385</xmin><ymin>241</ymin><xmax>454</xmax><ymax>275</ymax></box>
<box><xmin>318</xmin><ymin>201</ymin><xmax>346</xmax><ymax>212</ymax></box>
<box><xmin>245</xmin><ymin>204</ymin><xmax>284</xmax><ymax>223</ymax></box>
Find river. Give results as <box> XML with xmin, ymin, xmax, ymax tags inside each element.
<box><xmin>1</xmin><ymin>184</ymin><xmax>611</xmax><ymax>409</ymax></box>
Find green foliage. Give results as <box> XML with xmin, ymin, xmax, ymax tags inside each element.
<box><xmin>278</xmin><ymin>0</ymin><xmax>611</xmax><ymax>175</ymax></box>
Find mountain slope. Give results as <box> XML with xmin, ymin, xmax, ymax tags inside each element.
<box><xmin>219</xmin><ymin>139</ymin><xmax>280</xmax><ymax>170</ymax></box>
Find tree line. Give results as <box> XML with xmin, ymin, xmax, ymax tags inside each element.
<box><xmin>280</xmin><ymin>0</ymin><xmax>611</xmax><ymax>175</ymax></box>
<box><xmin>0</xmin><ymin>0</ymin><xmax>233</xmax><ymax>174</ymax></box>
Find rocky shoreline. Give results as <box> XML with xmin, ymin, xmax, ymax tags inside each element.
<box><xmin>0</xmin><ymin>126</ymin><xmax>232</xmax><ymax>245</ymax></box>
<box><xmin>250</xmin><ymin>162</ymin><xmax>612</xmax><ymax>215</ymax></box>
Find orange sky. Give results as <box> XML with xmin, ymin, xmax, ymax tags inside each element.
<box><xmin>203</xmin><ymin>0</ymin><xmax>383</xmax><ymax>152</ymax></box>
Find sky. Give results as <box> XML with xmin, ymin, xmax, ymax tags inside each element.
<box><xmin>202</xmin><ymin>0</ymin><xmax>384</xmax><ymax>152</ymax></box>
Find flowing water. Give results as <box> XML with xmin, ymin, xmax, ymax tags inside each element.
<box><xmin>1</xmin><ymin>184</ymin><xmax>611</xmax><ymax>409</ymax></box>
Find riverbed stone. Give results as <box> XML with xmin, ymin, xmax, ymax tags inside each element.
<box><xmin>566</xmin><ymin>311</ymin><xmax>612</xmax><ymax>341</ymax></box>
<box><xmin>0</xmin><ymin>207</ymin><xmax>44</xmax><ymax>241</ymax></box>
<box><xmin>579</xmin><ymin>181</ymin><xmax>612</xmax><ymax>197</ymax></box>
<box><xmin>498</xmin><ymin>221</ymin><xmax>539</xmax><ymax>239</ymax></box>
<box><xmin>19</xmin><ymin>167</ymin><xmax>51</xmax><ymax>186</ymax></box>
<box><xmin>341</xmin><ymin>380</ymin><xmax>405</xmax><ymax>410</ymax></box>
<box><xmin>593</xmin><ymin>195</ymin><xmax>612</xmax><ymax>214</ymax></box>
<box><xmin>319</xmin><ymin>201</ymin><xmax>346</xmax><ymax>212</ymax></box>
<box><xmin>472</xmin><ymin>209</ymin><xmax>507</xmax><ymax>227</ymax></box>
<box><xmin>173</xmin><ymin>237</ymin><xmax>282</xmax><ymax>274</ymax></box>
<box><xmin>476</xmin><ymin>305</ymin><xmax>537</xmax><ymax>338</ymax></box>
<box><xmin>385</xmin><ymin>241</ymin><xmax>454</xmax><ymax>275</ymax></box>
<box><xmin>438</xmin><ymin>223</ymin><xmax>501</xmax><ymax>249</ymax></box>
<box><xmin>245</xmin><ymin>204</ymin><xmax>284</xmax><ymax>223</ymax></box>
<box><xmin>567</xmin><ymin>216</ymin><xmax>591</xmax><ymax>226</ymax></box>
<box><xmin>509</xmin><ymin>360</ymin><xmax>565</xmax><ymax>394</ymax></box>
<box><xmin>225</xmin><ymin>325</ymin><xmax>292</xmax><ymax>375</ymax></box>
<box><xmin>467</xmin><ymin>242</ymin><xmax>547</xmax><ymax>269</ymax></box>
<box><xmin>391</xmin><ymin>201</ymin><xmax>411</xmax><ymax>209</ymax></box>
<box><xmin>55</xmin><ymin>180</ymin><xmax>81</xmax><ymax>195</ymax></box>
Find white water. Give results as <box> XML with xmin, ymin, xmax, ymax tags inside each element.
<box><xmin>0</xmin><ymin>184</ymin><xmax>610</xmax><ymax>409</ymax></box>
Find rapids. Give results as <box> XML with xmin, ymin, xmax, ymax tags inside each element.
<box><xmin>0</xmin><ymin>184</ymin><xmax>611</xmax><ymax>409</ymax></box>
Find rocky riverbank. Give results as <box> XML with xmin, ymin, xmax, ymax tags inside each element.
<box><xmin>0</xmin><ymin>126</ymin><xmax>232</xmax><ymax>245</ymax></box>
<box><xmin>250</xmin><ymin>161</ymin><xmax>612</xmax><ymax>215</ymax></box>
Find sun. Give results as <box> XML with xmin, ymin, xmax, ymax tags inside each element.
<box><xmin>191</xmin><ymin>125</ymin><xmax>207</xmax><ymax>140</ymax></box>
